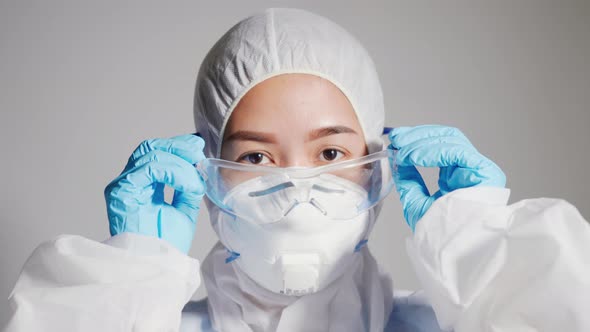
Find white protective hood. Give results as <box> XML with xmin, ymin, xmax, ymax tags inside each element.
<box><xmin>194</xmin><ymin>8</ymin><xmax>385</xmax><ymax>158</ymax></box>
<box><xmin>193</xmin><ymin>8</ymin><xmax>392</xmax><ymax>332</ymax></box>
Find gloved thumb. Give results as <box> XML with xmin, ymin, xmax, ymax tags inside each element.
<box><xmin>172</xmin><ymin>190</ymin><xmax>204</xmax><ymax>224</ymax></box>
<box><xmin>394</xmin><ymin>165</ymin><xmax>438</xmax><ymax>231</ymax></box>
<box><xmin>158</xmin><ymin>206</ymin><xmax>198</xmax><ymax>254</ymax></box>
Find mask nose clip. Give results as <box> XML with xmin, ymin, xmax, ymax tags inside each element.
<box><xmin>282</xmin><ymin>197</ymin><xmax>328</xmax><ymax>217</ymax></box>
<box><xmin>279</xmin><ymin>179</ymin><xmax>328</xmax><ymax>217</ymax></box>
<box><xmin>309</xmin><ymin>198</ymin><xmax>327</xmax><ymax>215</ymax></box>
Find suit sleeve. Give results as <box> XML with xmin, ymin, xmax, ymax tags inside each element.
<box><xmin>406</xmin><ymin>186</ymin><xmax>590</xmax><ymax>331</ymax></box>
<box><xmin>3</xmin><ymin>233</ymin><xmax>201</xmax><ymax>332</ymax></box>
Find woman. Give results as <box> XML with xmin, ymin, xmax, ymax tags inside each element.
<box><xmin>4</xmin><ymin>8</ymin><xmax>590</xmax><ymax>332</ymax></box>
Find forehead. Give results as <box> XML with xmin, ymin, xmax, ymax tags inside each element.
<box><xmin>223</xmin><ymin>73</ymin><xmax>363</xmax><ymax>138</ymax></box>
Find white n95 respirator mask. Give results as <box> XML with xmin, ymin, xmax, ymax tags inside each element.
<box><xmin>197</xmin><ymin>148</ymin><xmax>397</xmax><ymax>295</ymax></box>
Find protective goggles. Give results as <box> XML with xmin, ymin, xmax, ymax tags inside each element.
<box><xmin>195</xmin><ymin>128</ymin><xmax>397</xmax><ymax>224</ymax></box>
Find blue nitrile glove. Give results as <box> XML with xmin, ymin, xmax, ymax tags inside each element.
<box><xmin>104</xmin><ymin>134</ymin><xmax>206</xmax><ymax>254</ymax></box>
<box><xmin>389</xmin><ymin>125</ymin><xmax>506</xmax><ymax>231</ymax></box>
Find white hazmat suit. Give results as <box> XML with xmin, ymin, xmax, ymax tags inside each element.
<box><xmin>4</xmin><ymin>7</ymin><xmax>590</xmax><ymax>332</ymax></box>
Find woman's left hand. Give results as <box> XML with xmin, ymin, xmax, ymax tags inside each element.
<box><xmin>388</xmin><ymin>125</ymin><xmax>506</xmax><ymax>231</ymax></box>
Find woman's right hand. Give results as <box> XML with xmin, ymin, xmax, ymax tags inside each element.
<box><xmin>104</xmin><ymin>134</ymin><xmax>206</xmax><ymax>254</ymax></box>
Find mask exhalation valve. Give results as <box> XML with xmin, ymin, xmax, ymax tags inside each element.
<box><xmin>278</xmin><ymin>253</ymin><xmax>320</xmax><ymax>296</ymax></box>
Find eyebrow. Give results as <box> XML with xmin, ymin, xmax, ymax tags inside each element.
<box><xmin>224</xmin><ymin>130</ymin><xmax>278</xmax><ymax>144</ymax></box>
<box><xmin>224</xmin><ymin>125</ymin><xmax>358</xmax><ymax>144</ymax></box>
<box><xmin>307</xmin><ymin>126</ymin><xmax>358</xmax><ymax>141</ymax></box>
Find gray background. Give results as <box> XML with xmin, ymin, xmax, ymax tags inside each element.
<box><xmin>1</xmin><ymin>0</ymin><xmax>589</xmax><ymax>325</ymax></box>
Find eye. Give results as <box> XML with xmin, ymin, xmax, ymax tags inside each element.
<box><xmin>320</xmin><ymin>149</ymin><xmax>345</xmax><ymax>162</ymax></box>
<box><xmin>239</xmin><ymin>152</ymin><xmax>271</xmax><ymax>165</ymax></box>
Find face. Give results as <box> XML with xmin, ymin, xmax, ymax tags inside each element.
<box><xmin>220</xmin><ymin>74</ymin><xmax>367</xmax><ymax>167</ymax></box>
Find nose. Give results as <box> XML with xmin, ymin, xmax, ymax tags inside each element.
<box><xmin>279</xmin><ymin>153</ymin><xmax>316</xmax><ymax>168</ymax></box>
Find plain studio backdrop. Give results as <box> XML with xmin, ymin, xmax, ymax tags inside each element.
<box><xmin>1</xmin><ymin>0</ymin><xmax>589</xmax><ymax>325</ymax></box>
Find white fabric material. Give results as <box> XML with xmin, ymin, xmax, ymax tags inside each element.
<box><xmin>193</xmin><ymin>8</ymin><xmax>385</xmax><ymax>158</ymax></box>
<box><xmin>408</xmin><ymin>186</ymin><xmax>590</xmax><ymax>331</ymax></box>
<box><xmin>3</xmin><ymin>233</ymin><xmax>201</xmax><ymax>332</ymax></box>
<box><xmin>4</xmin><ymin>187</ymin><xmax>590</xmax><ymax>331</ymax></box>
<box><xmin>178</xmin><ymin>291</ymin><xmax>443</xmax><ymax>332</ymax></box>
<box><xmin>201</xmin><ymin>242</ymin><xmax>393</xmax><ymax>332</ymax></box>
<box><xmin>192</xmin><ymin>8</ymin><xmax>392</xmax><ymax>331</ymax></box>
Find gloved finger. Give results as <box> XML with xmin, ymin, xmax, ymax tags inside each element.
<box><xmin>394</xmin><ymin>164</ymin><xmax>430</xmax><ymax>199</ymax></box>
<box><xmin>125</xmin><ymin>134</ymin><xmax>206</xmax><ymax>172</ymax></box>
<box><xmin>105</xmin><ymin>182</ymin><xmax>157</xmax><ymax>236</ymax></box>
<box><xmin>127</xmin><ymin>149</ymin><xmax>205</xmax><ymax>172</ymax></box>
<box><xmin>439</xmin><ymin>163</ymin><xmax>506</xmax><ymax>190</ymax></box>
<box><xmin>395</xmin><ymin>136</ymin><xmax>491</xmax><ymax>169</ymax></box>
<box><xmin>172</xmin><ymin>190</ymin><xmax>204</xmax><ymax>224</ymax></box>
<box><xmin>126</xmin><ymin>157</ymin><xmax>204</xmax><ymax>195</ymax></box>
<box><xmin>393</xmin><ymin>165</ymin><xmax>436</xmax><ymax>230</ymax></box>
<box><xmin>108</xmin><ymin>153</ymin><xmax>204</xmax><ymax>206</ymax></box>
<box><xmin>134</xmin><ymin>153</ymin><xmax>207</xmax><ymax>216</ymax></box>
<box><xmin>389</xmin><ymin>125</ymin><xmax>472</xmax><ymax>150</ymax></box>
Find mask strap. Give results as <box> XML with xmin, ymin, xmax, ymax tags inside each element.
<box><xmin>225</xmin><ymin>249</ymin><xmax>241</xmax><ymax>263</ymax></box>
<box><xmin>354</xmin><ymin>239</ymin><xmax>369</xmax><ymax>253</ymax></box>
